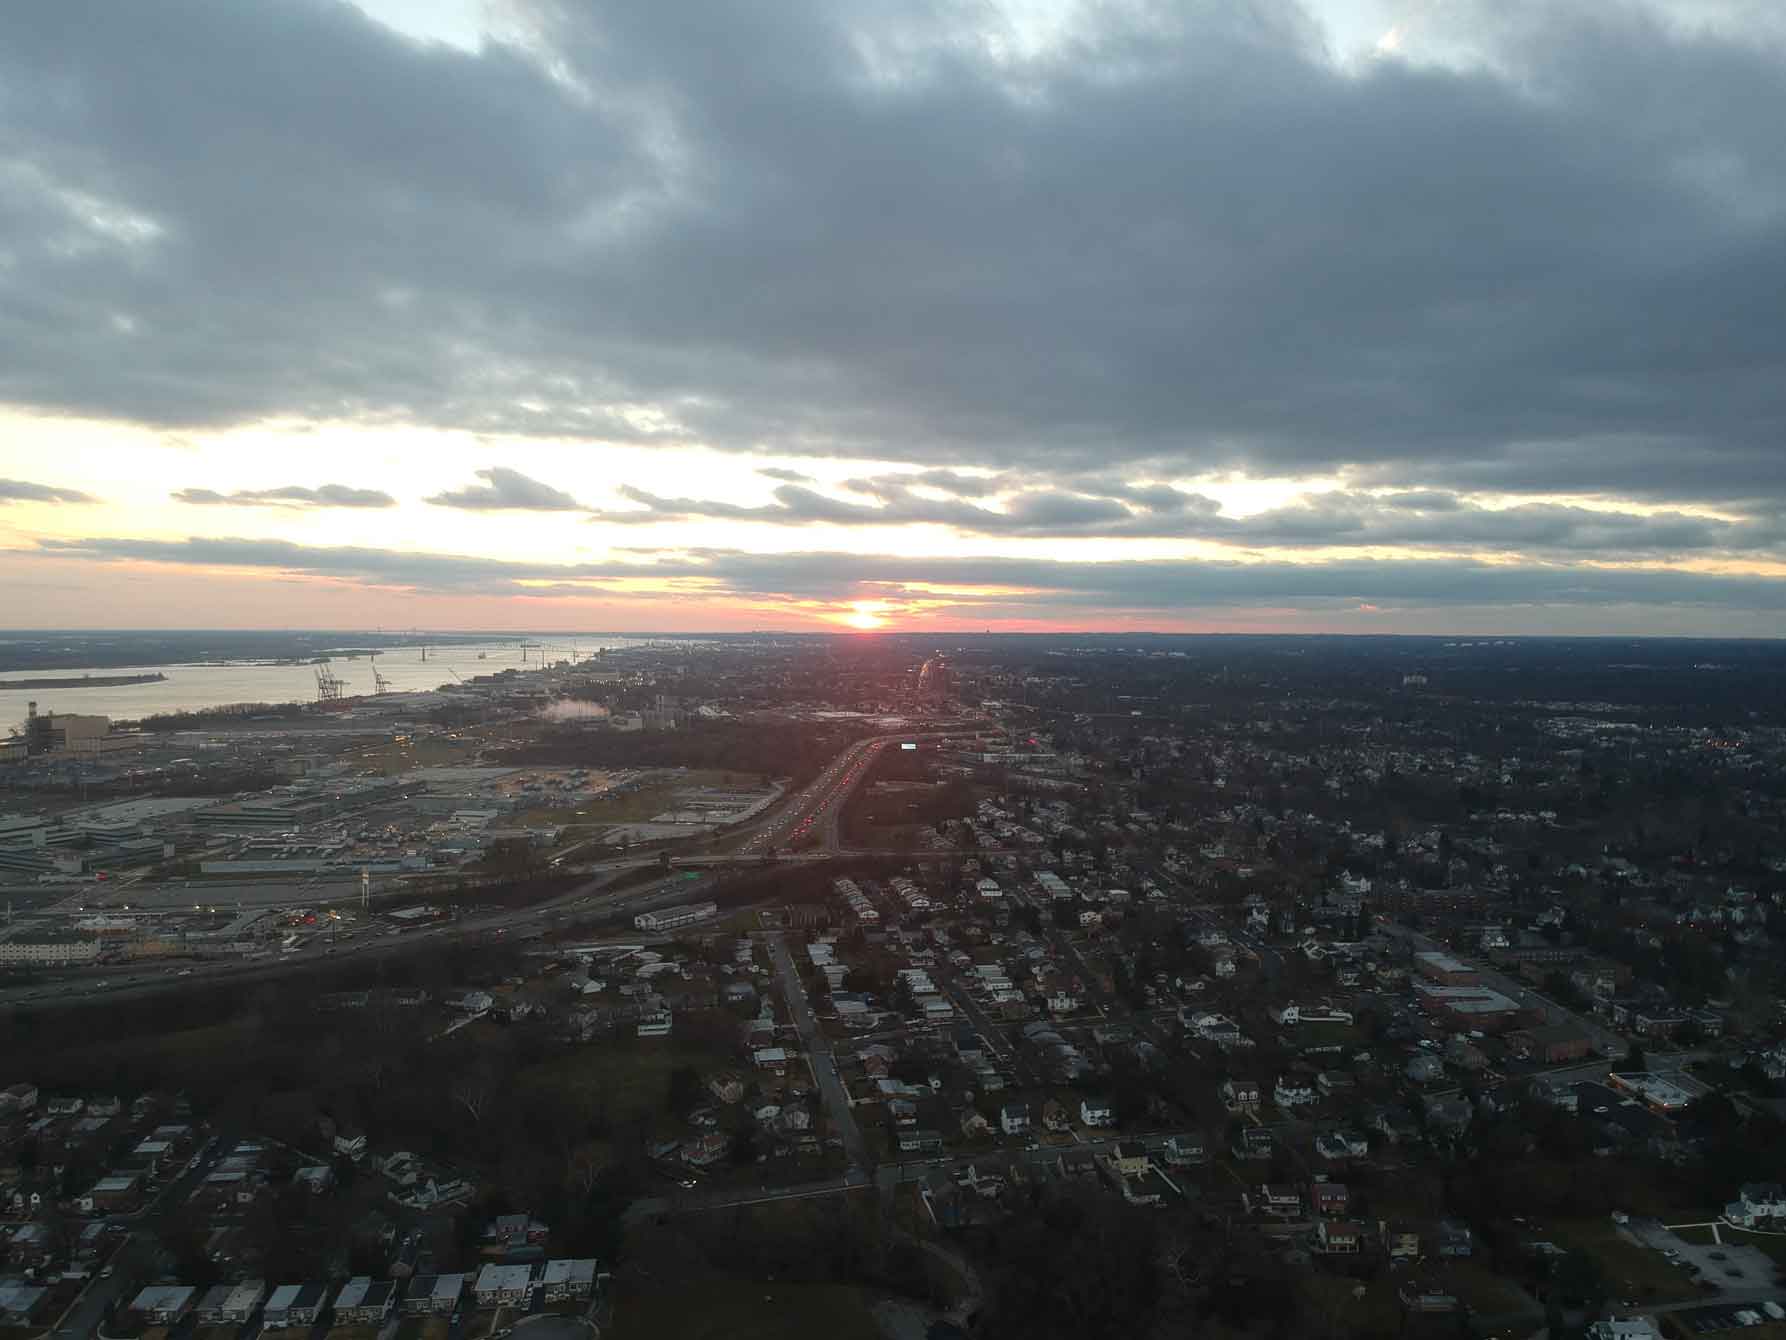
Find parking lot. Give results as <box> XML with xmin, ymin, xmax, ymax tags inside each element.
<box><xmin>1628</xmin><ymin>1219</ymin><xmax>1777</xmax><ymax>1290</ymax></box>
<box><xmin>1671</xmin><ymin>1302</ymin><xmax>1786</xmax><ymax>1333</ymax></box>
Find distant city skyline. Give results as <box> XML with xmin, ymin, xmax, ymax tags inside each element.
<box><xmin>4</xmin><ymin>1</ymin><xmax>1785</xmax><ymax>635</ymax></box>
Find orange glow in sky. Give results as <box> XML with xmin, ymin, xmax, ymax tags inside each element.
<box><xmin>842</xmin><ymin>600</ymin><xmax>890</xmax><ymax>630</ymax></box>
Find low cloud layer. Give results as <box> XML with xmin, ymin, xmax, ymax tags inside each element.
<box><xmin>171</xmin><ymin>483</ymin><xmax>395</xmax><ymax>508</ymax></box>
<box><xmin>426</xmin><ymin>467</ymin><xmax>583</xmax><ymax>511</ymax></box>
<box><xmin>34</xmin><ymin>534</ymin><xmax>1786</xmax><ymax>621</ymax></box>
<box><xmin>0</xmin><ymin>478</ymin><xmax>95</xmax><ymax>504</ymax></box>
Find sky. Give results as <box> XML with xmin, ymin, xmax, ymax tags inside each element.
<box><xmin>2</xmin><ymin>0</ymin><xmax>1785</xmax><ymax>635</ymax></box>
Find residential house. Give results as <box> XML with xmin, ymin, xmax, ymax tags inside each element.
<box><xmin>1316</xmin><ymin>1219</ymin><xmax>1363</xmax><ymax>1255</ymax></box>
<box><xmin>1113</xmin><ymin>1142</ymin><xmax>1150</xmax><ymax>1178</ymax></box>
<box><xmin>1314</xmin><ymin>1129</ymin><xmax>1369</xmax><ymax>1161</ymax></box>
<box><xmin>1056</xmin><ymin>1149</ymin><xmax>1099</xmax><ymax>1182</ymax></box>
<box><xmin>1232</xmin><ymin>1126</ymin><xmax>1274</xmax><ymax>1161</ymax></box>
<box><xmin>1381</xmin><ymin>1222</ymin><xmax>1422</xmax><ymax>1261</ymax></box>
<box><xmin>1406</xmin><ymin>1054</ymin><xmax>1445</xmax><ymax>1084</ymax></box>
<box><xmin>1079</xmin><ymin>1096</ymin><xmax>1116</xmax><ymax>1129</ymax></box>
<box><xmin>1586</xmin><ymin>1320</ymin><xmax>1663</xmax><ymax>1340</ymax></box>
<box><xmin>129</xmin><ymin>1286</ymin><xmax>197</xmax><ymax>1327</ymax></box>
<box><xmin>538</xmin><ymin>1259</ymin><xmax>598</xmax><ymax>1303</ymax></box>
<box><xmin>897</xmin><ymin>1128</ymin><xmax>944</xmax><ymax>1155</ymax></box>
<box><xmin>1397</xmin><ymin>1281</ymin><xmax>1458</xmax><ymax>1313</ymax></box>
<box><xmin>473</xmin><ymin>1263</ymin><xmax>535</xmax><ymax>1309</ymax></box>
<box><xmin>1221</xmin><ymin>1078</ymin><xmax>1261</xmax><ymax>1114</ymax></box>
<box><xmin>1436</xmin><ymin>1220</ymin><xmax>1475</xmax><ymax>1257</ymax></box>
<box><xmin>0</xmin><ymin>1285</ymin><xmax>49</xmax><ymax>1327</ymax></box>
<box><xmin>1164</xmin><ymin>1132</ymin><xmax>1207</xmax><ymax>1166</ymax></box>
<box><xmin>961</xmin><ymin>1161</ymin><xmax>1006</xmax><ymax>1199</ymax></box>
<box><xmin>403</xmin><ymin>1275</ymin><xmax>466</xmax><ymax>1316</ymax></box>
<box><xmin>960</xmin><ymin>1108</ymin><xmax>992</xmax><ymax>1139</ymax></box>
<box><xmin>707</xmin><ymin>1074</ymin><xmax>745</xmax><ymax>1104</ymax></box>
<box><xmin>195</xmin><ymin>1280</ymin><xmax>267</xmax><ymax>1326</ymax></box>
<box><xmin>332</xmin><ymin>1278</ymin><xmax>396</xmax><ymax>1327</ymax></box>
<box><xmin>485</xmin><ymin>1214</ymin><xmax>550</xmax><ymax>1252</ymax></box>
<box><xmin>293</xmin><ymin>1164</ymin><xmax>334</xmax><ymax>1194</ymax></box>
<box><xmin>82</xmin><ymin>1173</ymin><xmax>142</xmax><ymax>1214</ymax></box>
<box><xmin>1310</xmin><ymin>1182</ymin><xmax>1350</xmax><ymax>1217</ymax></box>
<box><xmin>1252</xmin><ymin>1184</ymin><xmax>1302</xmax><ymax>1219</ymax></box>
<box><xmin>1273</xmin><ymin>1076</ymin><xmax>1315</xmax><ymax>1108</ymax></box>
<box><xmin>263</xmin><ymin>1283</ymin><xmax>331</xmax><ymax>1329</ymax></box>
<box><xmin>1372</xmin><ymin>1106</ymin><xmax>1420</xmax><ymax>1144</ymax></box>
<box><xmin>0</xmin><ymin>1083</ymin><xmax>37</xmax><ymax>1116</ymax></box>
<box><xmin>999</xmin><ymin>1103</ymin><xmax>1031</xmax><ymax>1137</ymax></box>
<box><xmin>1727</xmin><ymin>1182</ymin><xmax>1786</xmax><ymax>1227</ymax></box>
<box><xmin>1041</xmin><ymin>1099</ymin><xmax>1072</xmax><ymax>1133</ymax></box>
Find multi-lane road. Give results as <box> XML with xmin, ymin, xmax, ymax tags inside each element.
<box><xmin>740</xmin><ymin>735</ymin><xmax>888</xmax><ymax>856</ymax></box>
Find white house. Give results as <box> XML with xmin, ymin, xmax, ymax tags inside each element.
<box><xmin>1079</xmin><ymin>1096</ymin><xmax>1116</xmax><ymax>1128</ymax></box>
<box><xmin>473</xmin><ymin>1263</ymin><xmax>535</xmax><ymax>1309</ymax></box>
<box><xmin>1274</xmin><ymin>1076</ymin><xmax>1316</xmax><ymax>1107</ymax></box>
<box><xmin>1728</xmin><ymin>1182</ymin><xmax>1786</xmax><ymax>1227</ymax></box>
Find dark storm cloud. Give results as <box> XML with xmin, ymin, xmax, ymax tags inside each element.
<box><xmin>3</xmin><ymin>0</ymin><xmax>1786</xmax><ymax>508</ymax></box>
<box><xmin>0</xmin><ymin>478</ymin><xmax>96</xmax><ymax>504</ymax></box>
<box><xmin>171</xmin><ymin>484</ymin><xmax>395</xmax><ymax>508</ymax></box>
<box><xmin>426</xmin><ymin>467</ymin><xmax>584</xmax><ymax>511</ymax></box>
<box><xmin>35</xmin><ymin>533</ymin><xmax>1786</xmax><ymax>618</ymax></box>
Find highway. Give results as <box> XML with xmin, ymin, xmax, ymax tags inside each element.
<box><xmin>739</xmin><ymin>735</ymin><xmax>888</xmax><ymax>856</ymax></box>
<box><xmin>0</xmin><ymin>728</ymin><xmax>953</xmax><ymax>1012</ymax></box>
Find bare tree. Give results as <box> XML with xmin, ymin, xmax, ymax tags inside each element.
<box><xmin>452</xmin><ymin>1071</ymin><xmax>494</xmax><ymax>1125</ymax></box>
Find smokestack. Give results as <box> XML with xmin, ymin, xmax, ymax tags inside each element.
<box><xmin>27</xmin><ymin>701</ymin><xmax>36</xmax><ymax>719</ymax></box>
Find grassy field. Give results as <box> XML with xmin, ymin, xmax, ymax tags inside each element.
<box><xmin>512</xmin><ymin>1041</ymin><xmax>716</xmax><ymax>1128</ymax></box>
<box><xmin>1440</xmin><ymin>1261</ymin><xmax>1529</xmax><ymax>1314</ymax></box>
<box><xmin>1552</xmin><ymin>1219</ymin><xmax>1702</xmax><ymax>1303</ymax></box>
<box><xmin>612</xmin><ymin>1280</ymin><xmax>882</xmax><ymax>1340</ymax></box>
<box><xmin>1299</xmin><ymin>1274</ymin><xmax>1405</xmax><ymax>1338</ymax></box>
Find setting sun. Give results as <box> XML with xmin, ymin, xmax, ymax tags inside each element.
<box><xmin>843</xmin><ymin>600</ymin><xmax>890</xmax><ymax>630</ymax></box>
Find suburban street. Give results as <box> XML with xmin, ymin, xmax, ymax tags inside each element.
<box><xmin>765</xmin><ymin>931</ymin><xmax>872</xmax><ymax>1175</ymax></box>
<box><xmin>55</xmin><ymin>1137</ymin><xmax>228</xmax><ymax>1339</ymax></box>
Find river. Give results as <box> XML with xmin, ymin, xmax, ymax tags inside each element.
<box><xmin>0</xmin><ymin>637</ymin><xmax>630</xmax><ymax>725</ymax></box>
